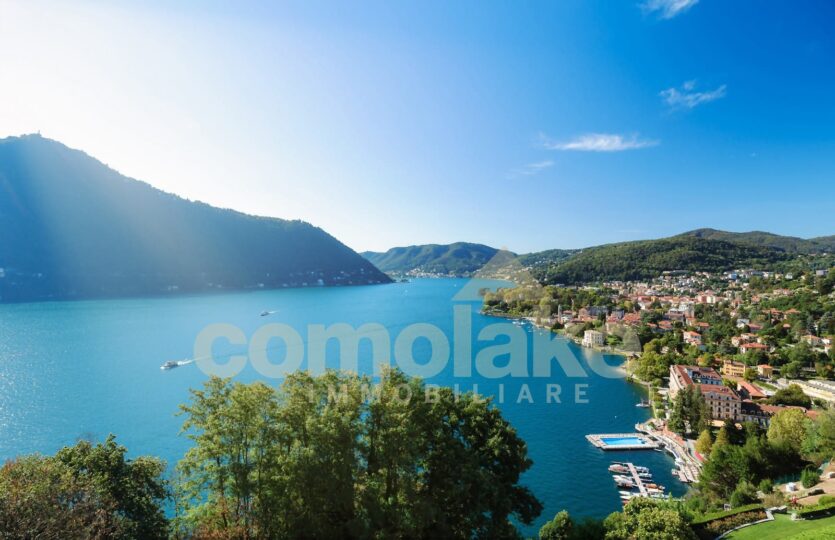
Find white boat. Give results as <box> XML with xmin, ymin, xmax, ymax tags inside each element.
<box><xmin>160</xmin><ymin>359</ymin><xmax>194</xmax><ymax>370</ymax></box>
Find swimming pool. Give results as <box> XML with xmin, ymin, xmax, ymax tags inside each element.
<box><xmin>600</xmin><ymin>437</ymin><xmax>649</xmax><ymax>447</ymax></box>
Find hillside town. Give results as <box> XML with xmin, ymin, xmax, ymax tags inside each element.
<box><xmin>484</xmin><ymin>262</ymin><xmax>835</xmax><ymax>535</ymax></box>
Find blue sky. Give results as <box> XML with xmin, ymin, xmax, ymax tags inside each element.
<box><xmin>1</xmin><ymin>0</ymin><xmax>834</xmax><ymax>253</ymax></box>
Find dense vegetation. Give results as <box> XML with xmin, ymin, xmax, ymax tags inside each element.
<box><xmin>682</xmin><ymin>228</ymin><xmax>835</xmax><ymax>254</ymax></box>
<box><xmin>0</xmin><ymin>135</ymin><xmax>389</xmax><ymax>302</ymax></box>
<box><xmin>534</xmin><ymin>237</ymin><xmax>791</xmax><ymax>285</ymax></box>
<box><xmin>174</xmin><ymin>369</ymin><xmax>543</xmax><ymax>538</ymax></box>
<box><xmin>361</xmin><ymin>242</ymin><xmax>503</xmax><ymax>275</ymax></box>
<box><xmin>0</xmin><ymin>436</ymin><xmax>168</xmax><ymax>539</ymax></box>
<box><xmin>2</xmin><ymin>370</ymin><xmax>545</xmax><ymax>539</ymax></box>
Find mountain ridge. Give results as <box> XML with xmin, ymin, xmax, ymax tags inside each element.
<box><xmin>0</xmin><ymin>134</ymin><xmax>390</xmax><ymax>302</ymax></box>
<box><xmin>362</xmin><ymin>242</ymin><xmax>503</xmax><ymax>276</ymax></box>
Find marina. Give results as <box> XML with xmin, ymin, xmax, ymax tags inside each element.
<box><xmin>608</xmin><ymin>461</ymin><xmax>667</xmax><ymax>503</ymax></box>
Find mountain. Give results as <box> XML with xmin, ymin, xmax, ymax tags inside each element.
<box><xmin>681</xmin><ymin>228</ymin><xmax>835</xmax><ymax>253</ymax></box>
<box><xmin>0</xmin><ymin>134</ymin><xmax>390</xmax><ymax>302</ymax></box>
<box><xmin>532</xmin><ymin>236</ymin><xmax>793</xmax><ymax>285</ymax></box>
<box><xmin>362</xmin><ymin>242</ymin><xmax>504</xmax><ymax>276</ymax></box>
<box><xmin>517</xmin><ymin>248</ymin><xmax>579</xmax><ymax>268</ymax></box>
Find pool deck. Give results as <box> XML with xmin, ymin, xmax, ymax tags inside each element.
<box><xmin>586</xmin><ymin>433</ymin><xmax>659</xmax><ymax>450</ymax></box>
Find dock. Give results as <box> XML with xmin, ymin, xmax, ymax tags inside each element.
<box><xmin>626</xmin><ymin>462</ymin><xmax>649</xmax><ymax>497</ymax></box>
<box><xmin>586</xmin><ymin>433</ymin><xmax>659</xmax><ymax>451</ymax></box>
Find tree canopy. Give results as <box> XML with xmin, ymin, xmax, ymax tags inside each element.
<box><xmin>175</xmin><ymin>369</ymin><xmax>542</xmax><ymax>539</ymax></box>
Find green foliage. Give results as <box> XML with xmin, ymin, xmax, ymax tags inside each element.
<box><xmin>730</xmin><ymin>481</ymin><xmax>758</xmax><ymax>507</ymax></box>
<box><xmin>539</xmin><ymin>510</ymin><xmax>573</xmax><ymax>540</ymax></box>
<box><xmin>767</xmin><ymin>408</ymin><xmax>811</xmax><ymax>453</ymax></box>
<box><xmin>603</xmin><ymin>498</ymin><xmax>697</xmax><ymax>540</ymax></box>
<box><xmin>768</xmin><ymin>384</ymin><xmax>812</xmax><ymax>409</ymax></box>
<box><xmin>668</xmin><ymin>385</ymin><xmax>710</xmax><ymax>436</ymax></box>
<box><xmin>0</xmin><ymin>436</ymin><xmax>168</xmax><ymax>539</ymax></box>
<box><xmin>796</xmin><ymin>499</ymin><xmax>835</xmax><ymax>518</ymax></box>
<box><xmin>803</xmin><ymin>408</ymin><xmax>835</xmax><ymax>461</ymax></box>
<box><xmin>362</xmin><ymin>242</ymin><xmax>504</xmax><ymax>275</ymax></box>
<box><xmin>696</xmin><ymin>429</ymin><xmax>714</xmax><ymax>455</ymax></box>
<box><xmin>693</xmin><ymin>509</ymin><xmax>767</xmax><ymax>540</ymax></box>
<box><xmin>538</xmin><ymin>236</ymin><xmax>790</xmax><ymax>285</ymax></box>
<box><xmin>800</xmin><ymin>467</ymin><xmax>820</xmax><ymax>488</ymax></box>
<box><xmin>698</xmin><ymin>432</ymin><xmax>803</xmax><ymax>501</ymax></box>
<box><xmin>175</xmin><ymin>369</ymin><xmax>542</xmax><ymax>539</ymax></box>
<box><xmin>683</xmin><ymin>228</ymin><xmax>835</xmax><ymax>254</ymax></box>
<box><xmin>691</xmin><ymin>503</ymin><xmax>765</xmax><ymax>525</ymax></box>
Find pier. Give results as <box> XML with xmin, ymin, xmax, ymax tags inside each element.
<box><xmin>626</xmin><ymin>462</ymin><xmax>649</xmax><ymax>497</ymax></box>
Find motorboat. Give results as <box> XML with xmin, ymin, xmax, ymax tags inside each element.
<box><xmin>160</xmin><ymin>360</ymin><xmax>179</xmax><ymax>370</ymax></box>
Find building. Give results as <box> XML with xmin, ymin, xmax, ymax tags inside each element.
<box><xmin>701</xmin><ymin>384</ymin><xmax>742</xmax><ymax>422</ymax></box>
<box><xmin>669</xmin><ymin>365</ymin><xmax>723</xmax><ymax>398</ymax></box>
<box><xmin>757</xmin><ymin>364</ymin><xmax>774</xmax><ymax>378</ymax></box>
<box><xmin>740</xmin><ymin>401</ymin><xmax>819</xmax><ymax>428</ymax></box>
<box><xmin>582</xmin><ymin>330</ymin><xmax>605</xmax><ymax>348</ymax></box>
<box><xmin>721</xmin><ymin>359</ymin><xmax>746</xmax><ymax>378</ymax></box>
<box><xmin>736</xmin><ymin>380</ymin><xmax>766</xmax><ymax>400</ymax></box>
<box><xmin>669</xmin><ymin>365</ymin><xmax>741</xmax><ymax>422</ymax></box>
<box><xmin>739</xmin><ymin>342</ymin><xmax>769</xmax><ymax>355</ymax></box>
<box><xmin>683</xmin><ymin>331</ymin><xmax>703</xmax><ymax>347</ymax></box>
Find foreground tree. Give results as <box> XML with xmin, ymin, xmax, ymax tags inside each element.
<box><xmin>603</xmin><ymin>498</ymin><xmax>696</xmax><ymax>540</ymax></box>
<box><xmin>539</xmin><ymin>510</ymin><xmax>573</xmax><ymax>539</ymax></box>
<box><xmin>695</xmin><ymin>429</ymin><xmax>713</xmax><ymax>456</ymax></box>
<box><xmin>767</xmin><ymin>408</ymin><xmax>810</xmax><ymax>454</ymax></box>
<box><xmin>0</xmin><ymin>436</ymin><xmax>168</xmax><ymax>539</ymax></box>
<box><xmin>176</xmin><ymin>369</ymin><xmax>542</xmax><ymax>538</ymax></box>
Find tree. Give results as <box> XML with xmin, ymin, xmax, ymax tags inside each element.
<box><xmin>730</xmin><ymin>480</ymin><xmax>758</xmax><ymax>507</ymax></box>
<box><xmin>767</xmin><ymin>409</ymin><xmax>811</xmax><ymax>454</ymax></box>
<box><xmin>768</xmin><ymin>384</ymin><xmax>812</xmax><ymax>408</ymax></box>
<box><xmin>176</xmin><ymin>369</ymin><xmax>543</xmax><ymax>539</ymax></box>
<box><xmin>539</xmin><ymin>510</ymin><xmax>573</xmax><ymax>540</ymax></box>
<box><xmin>801</xmin><ymin>468</ymin><xmax>820</xmax><ymax>489</ymax></box>
<box><xmin>603</xmin><ymin>498</ymin><xmax>697</xmax><ymax>540</ymax></box>
<box><xmin>803</xmin><ymin>408</ymin><xmax>835</xmax><ymax>461</ymax></box>
<box><xmin>668</xmin><ymin>390</ymin><xmax>686</xmax><ymax>435</ymax></box>
<box><xmin>0</xmin><ymin>437</ymin><xmax>168</xmax><ymax>539</ymax></box>
<box><xmin>696</xmin><ymin>429</ymin><xmax>714</xmax><ymax>456</ymax></box>
<box><xmin>714</xmin><ymin>425</ymin><xmax>731</xmax><ymax>450</ymax></box>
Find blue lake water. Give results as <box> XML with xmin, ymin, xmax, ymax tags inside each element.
<box><xmin>0</xmin><ymin>277</ymin><xmax>685</xmax><ymax>533</ymax></box>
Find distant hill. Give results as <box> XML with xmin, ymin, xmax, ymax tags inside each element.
<box><xmin>0</xmin><ymin>135</ymin><xmax>390</xmax><ymax>302</ymax></box>
<box><xmin>533</xmin><ymin>236</ymin><xmax>793</xmax><ymax>285</ymax></box>
<box><xmin>681</xmin><ymin>228</ymin><xmax>835</xmax><ymax>253</ymax></box>
<box><xmin>517</xmin><ymin>248</ymin><xmax>579</xmax><ymax>269</ymax></box>
<box><xmin>362</xmin><ymin>243</ymin><xmax>504</xmax><ymax>276</ymax></box>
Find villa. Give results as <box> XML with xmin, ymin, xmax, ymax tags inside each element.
<box><xmin>582</xmin><ymin>329</ymin><xmax>605</xmax><ymax>348</ymax></box>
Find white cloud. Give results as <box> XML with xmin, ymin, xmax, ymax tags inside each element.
<box><xmin>542</xmin><ymin>133</ymin><xmax>659</xmax><ymax>152</ymax></box>
<box><xmin>641</xmin><ymin>0</ymin><xmax>699</xmax><ymax>19</ymax></box>
<box><xmin>660</xmin><ymin>81</ymin><xmax>727</xmax><ymax>109</ymax></box>
<box><xmin>509</xmin><ymin>160</ymin><xmax>554</xmax><ymax>178</ymax></box>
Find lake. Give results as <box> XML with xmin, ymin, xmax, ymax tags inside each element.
<box><xmin>0</xmin><ymin>277</ymin><xmax>685</xmax><ymax>533</ymax></box>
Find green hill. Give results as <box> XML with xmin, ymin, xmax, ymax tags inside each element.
<box><xmin>0</xmin><ymin>135</ymin><xmax>390</xmax><ymax>302</ymax></box>
<box><xmin>682</xmin><ymin>228</ymin><xmax>835</xmax><ymax>253</ymax></box>
<box><xmin>362</xmin><ymin>243</ymin><xmax>504</xmax><ymax>276</ymax></box>
<box><xmin>535</xmin><ymin>236</ymin><xmax>792</xmax><ymax>285</ymax></box>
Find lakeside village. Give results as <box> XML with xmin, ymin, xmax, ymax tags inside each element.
<box><xmin>484</xmin><ymin>263</ymin><xmax>835</xmax><ymax>535</ymax></box>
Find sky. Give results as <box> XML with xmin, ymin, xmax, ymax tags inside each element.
<box><xmin>1</xmin><ymin>0</ymin><xmax>834</xmax><ymax>254</ymax></box>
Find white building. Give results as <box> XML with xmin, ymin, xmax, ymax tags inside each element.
<box><xmin>582</xmin><ymin>330</ymin><xmax>605</xmax><ymax>348</ymax></box>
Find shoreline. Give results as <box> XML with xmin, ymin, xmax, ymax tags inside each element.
<box><xmin>481</xmin><ymin>310</ymin><xmax>635</xmax><ymax>359</ymax></box>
